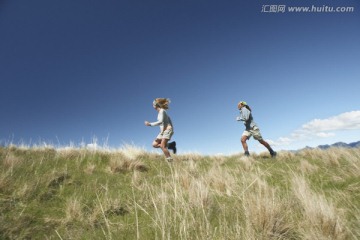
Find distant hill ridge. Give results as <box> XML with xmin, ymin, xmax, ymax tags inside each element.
<box><xmin>306</xmin><ymin>140</ymin><xmax>360</xmax><ymax>150</ymax></box>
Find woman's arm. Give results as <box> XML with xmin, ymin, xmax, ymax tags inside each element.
<box><xmin>149</xmin><ymin>109</ymin><xmax>164</xmax><ymax>126</ymax></box>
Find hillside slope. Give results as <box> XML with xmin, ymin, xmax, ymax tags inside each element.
<box><xmin>1</xmin><ymin>146</ymin><xmax>360</xmax><ymax>239</ymax></box>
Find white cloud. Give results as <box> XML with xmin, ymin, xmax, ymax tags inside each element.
<box><xmin>302</xmin><ymin>111</ymin><xmax>360</xmax><ymax>132</ymax></box>
<box><xmin>315</xmin><ymin>132</ymin><xmax>335</xmax><ymax>138</ymax></box>
<box><xmin>268</xmin><ymin>137</ymin><xmax>292</xmax><ymax>146</ymax></box>
<box><xmin>270</xmin><ymin>111</ymin><xmax>360</xmax><ymax>147</ymax></box>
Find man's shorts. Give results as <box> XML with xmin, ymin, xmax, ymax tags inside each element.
<box><xmin>242</xmin><ymin>127</ymin><xmax>263</xmax><ymax>141</ymax></box>
<box><xmin>156</xmin><ymin>128</ymin><xmax>174</xmax><ymax>140</ymax></box>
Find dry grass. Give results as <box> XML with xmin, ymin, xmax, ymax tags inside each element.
<box><xmin>242</xmin><ymin>178</ymin><xmax>296</xmax><ymax>239</ymax></box>
<box><xmin>108</xmin><ymin>153</ymin><xmax>148</xmax><ymax>173</ymax></box>
<box><xmin>292</xmin><ymin>174</ymin><xmax>347</xmax><ymax>239</ymax></box>
<box><xmin>0</xmin><ymin>145</ymin><xmax>359</xmax><ymax>239</ymax></box>
<box><xmin>300</xmin><ymin>159</ymin><xmax>319</xmax><ymax>174</ymax></box>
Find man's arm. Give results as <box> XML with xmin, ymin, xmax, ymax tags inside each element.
<box><xmin>236</xmin><ymin>108</ymin><xmax>250</xmax><ymax>122</ymax></box>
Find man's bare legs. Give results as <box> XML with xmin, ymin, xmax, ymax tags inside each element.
<box><xmin>241</xmin><ymin>136</ymin><xmax>277</xmax><ymax>157</ymax></box>
<box><xmin>241</xmin><ymin>135</ymin><xmax>250</xmax><ymax>156</ymax></box>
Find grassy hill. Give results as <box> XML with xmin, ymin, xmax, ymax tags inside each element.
<box><xmin>1</xmin><ymin>145</ymin><xmax>359</xmax><ymax>239</ymax></box>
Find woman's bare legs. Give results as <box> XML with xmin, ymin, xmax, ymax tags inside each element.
<box><xmin>152</xmin><ymin>138</ymin><xmax>172</xmax><ymax>159</ymax></box>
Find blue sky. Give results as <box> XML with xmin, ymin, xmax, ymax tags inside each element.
<box><xmin>1</xmin><ymin>0</ymin><xmax>359</xmax><ymax>154</ymax></box>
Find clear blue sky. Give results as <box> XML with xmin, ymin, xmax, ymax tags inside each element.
<box><xmin>1</xmin><ymin>0</ymin><xmax>359</xmax><ymax>154</ymax></box>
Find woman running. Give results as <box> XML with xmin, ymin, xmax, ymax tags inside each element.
<box><xmin>145</xmin><ymin>98</ymin><xmax>177</xmax><ymax>162</ymax></box>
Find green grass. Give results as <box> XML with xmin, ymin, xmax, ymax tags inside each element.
<box><xmin>0</xmin><ymin>145</ymin><xmax>359</xmax><ymax>239</ymax></box>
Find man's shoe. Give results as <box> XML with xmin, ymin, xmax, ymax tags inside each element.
<box><xmin>270</xmin><ymin>151</ymin><xmax>277</xmax><ymax>158</ymax></box>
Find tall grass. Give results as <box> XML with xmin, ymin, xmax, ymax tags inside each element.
<box><xmin>0</xmin><ymin>145</ymin><xmax>359</xmax><ymax>239</ymax></box>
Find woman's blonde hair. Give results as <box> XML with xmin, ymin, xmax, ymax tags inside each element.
<box><xmin>153</xmin><ymin>98</ymin><xmax>171</xmax><ymax>109</ymax></box>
